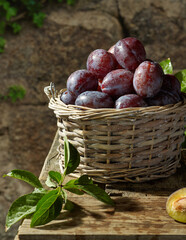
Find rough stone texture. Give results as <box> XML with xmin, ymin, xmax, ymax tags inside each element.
<box><xmin>0</xmin><ymin>0</ymin><xmax>185</xmax><ymax>240</ymax></box>
<box><xmin>0</xmin><ymin>103</ymin><xmax>56</xmax><ymax>240</ymax></box>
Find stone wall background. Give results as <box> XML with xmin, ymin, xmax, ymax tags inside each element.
<box><xmin>0</xmin><ymin>0</ymin><xmax>186</xmax><ymax>239</ymax></box>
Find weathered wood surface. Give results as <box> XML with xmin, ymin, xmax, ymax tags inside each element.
<box><xmin>15</xmin><ymin>131</ymin><xmax>186</xmax><ymax>240</ymax></box>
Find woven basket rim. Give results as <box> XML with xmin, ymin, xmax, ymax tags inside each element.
<box><xmin>45</xmin><ymin>85</ymin><xmax>186</xmax><ymax>120</ymax></box>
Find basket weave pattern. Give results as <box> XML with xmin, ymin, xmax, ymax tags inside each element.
<box><xmin>45</xmin><ymin>86</ymin><xmax>186</xmax><ymax>183</ymax></box>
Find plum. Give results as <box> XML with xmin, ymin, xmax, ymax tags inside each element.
<box><xmin>166</xmin><ymin>188</ymin><xmax>186</xmax><ymax>223</ymax></box>
<box><xmin>87</xmin><ymin>49</ymin><xmax>117</xmax><ymax>78</ymax></box>
<box><xmin>162</xmin><ymin>74</ymin><xmax>181</xmax><ymax>102</ymax></box>
<box><xmin>115</xmin><ymin>94</ymin><xmax>148</xmax><ymax>108</ymax></box>
<box><xmin>60</xmin><ymin>90</ymin><xmax>76</xmax><ymax>105</ymax></box>
<box><xmin>145</xmin><ymin>90</ymin><xmax>178</xmax><ymax>106</ymax></box>
<box><xmin>67</xmin><ymin>69</ymin><xmax>98</xmax><ymax>98</ymax></box>
<box><xmin>101</xmin><ymin>69</ymin><xmax>134</xmax><ymax>99</ymax></box>
<box><xmin>75</xmin><ymin>91</ymin><xmax>114</xmax><ymax>108</ymax></box>
<box><xmin>133</xmin><ymin>61</ymin><xmax>164</xmax><ymax>98</ymax></box>
<box><xmin>114</xmin><ymin>37</ymin><xmax>146</xmax><ymax>71</ymax></box>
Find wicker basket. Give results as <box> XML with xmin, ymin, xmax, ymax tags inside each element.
<box><xmin>45</xmin><ymin>83</ymin><xmax>186</xmax><ymax>183</ymax></box>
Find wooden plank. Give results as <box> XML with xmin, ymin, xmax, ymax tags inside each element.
<box><xmin>16</xmin><ymin>131</ymin><xmax>186</xmax><ymax>240</ymax></box>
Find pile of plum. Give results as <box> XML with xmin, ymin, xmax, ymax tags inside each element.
<box><xmin>60</xmin><ymin>37</ymin><xmax>181</xmax><ymax>109</ymax></box>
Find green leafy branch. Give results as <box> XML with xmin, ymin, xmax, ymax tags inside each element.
<box><xmin>160</xmin><ymin>58</ymin><xmax>186</xmax><ymax>147</ymax></box>
<box><xmin>159</xmin><ymin>58</ymin><xmax>186</xmax><ymax>93</ymax></box>
<box><xmin>3</xmin><ymin>136</ymin><xmax>114</xmax><ymax>231</ymax></box>
<box><xmin>0</xmin><ymin>85</ymin><xmax>26</xmax><ymax>102</ymax></box>
<box><xmin>0</xmin><ymin>0</ymin><xmax>76</xmax><ymax>52</ymax></box>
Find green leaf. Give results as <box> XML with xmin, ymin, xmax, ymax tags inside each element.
<box><xmin>77</xmin><ymin>184</ymin><xmax>114</xmax><ymax>206</ymax></box>
<box><xmin>175</xmin><ymin>69</ymin><xmax>186</xmax><ymax>93</ymax></box>
<box><xmin>2</xmin><ymin>1</ymin><xmax>10</xmax><ymax>10</ymax></box>
<box><xmin>67</xmin><ymin>0</ymin><xmax>75</xmax><ymax>5</ymax></box>
<box><xmin>77</xmin><ymin>175</ymin><xmax>94</xmax><ymax>185</ymax></box>
<box><xmin>65</xmin><ymin>139</ymin><xmax>80</xmax><ymax>175</ymax></box>
<box><xmin>63</xmin><ymin>185</ymin><xmax>84</xmax><ymax>195</ymax></box>
<box><xmin>32</xmin><ymin>188</ymin><xmax>48</xmax><ymax>194</ymax></box>
<box><xmin>32</xmin><ymin>195</ymin><xmax>63</xmax><ymax>227</ymax></box>
<box><xmin>64</xmin><ymin>175</ymin><xmax>93</xmax><ymax>193</ymax></box>
<box><xmin>33</xmin><ymin>12</ymin><xmax>46</xmax><ymax>28</ymax></box>
<box><xmin>63</xmin><ymin>178</ymin><xmax>84</xmax><ymax>195</ymax></box>
<box><xmin>3</xmin><ymin>169</ymin><xmax>43</xmax><ymax>189</ymax></box>
<box><xmin>64</xmin><ymin>136</ymin><xmax>70</xmax><ymax>169</ymax></box>
<box><xmin>31</xmin><ymin>189</ymin><xmax>62</xmax><ymax>227</ymax></box>
<box><xmin>34</xmin><ymin>189</ymin><xmax>58</xmax><ymax>211</ymax></box>
<box><xmin>65</xmin><ymin>175</ymin><xmax>93</xmax><ymax>186</ymax></box>
<box><xmin>7</xmin><ymin>85</ymin><xmax>26</xmax><ymax>102</ymax></box>
<box><xmin>61</xmin><ymin>189</ymin><xmax>67</xmax><ymax>203</ymax></box>
<box><xmin>6</xmin><ymin>7</ymin><xmax>17</xmax><ymax>21</ymax></box>
<box><xmin>159</xmin><ymin>58</ymin><xmax>173</xmax><ymax>74</ymax></box>
<box><xmin>49</xmin><ymin>171</ymin><xmax>62</xmax><ymax>184</ymax></box>
<box><xmin>64</xmin><ymin>175</ymin><xmax>114</xmax><ymax>205</ymax></box>
<box><xmin>5</xmin><ymin>192</ymin><xmax>46</xmax><ymax>231</ymax></box>
<box><xmin>0</xmin><ymin>21</ymin><xmax>6</xmax><ymax>35</ymax></box>
<box><xmin>0</xmin><ymin>36</ymin><xmax>6</xmax><ymax>53</ymax></box>
<box><xmin>45</xmin><ymin>175</ymin><xmax>57</xmax><ymax>188</ymax></box>
<box><xmin>22</xmin><ymin>0</ymin><xmax>42</xmax><ymax>14</ymax></box>
<box><xmin>64</xmin><ymin>199</ymin><xmax>75</xmax><ymax>211</ymax></box>
<box><xmin>11</xmin><ymin>22</ymin><xmax>22</xmax><ymax>34</ymax></box>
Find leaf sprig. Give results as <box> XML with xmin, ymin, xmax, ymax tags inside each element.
<box><xmin>0</xmin><ymin>85</ymin><xmax>26</xmax><ymax>102</ymax></box>
<box><xmin>3</xmin><ymin>136</ymin><xmax>114</xmax><ymax>231</ymax></box>
<box><xmin>0</xmin><ymin>0</ymin><xmax>76</xmax><ymax>52</ymax></box>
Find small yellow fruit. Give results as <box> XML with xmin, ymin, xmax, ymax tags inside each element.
<box><xmin>166</xmin><ymin>188</ymin><xmax>186</xmax><ymax>223</ymax></box>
